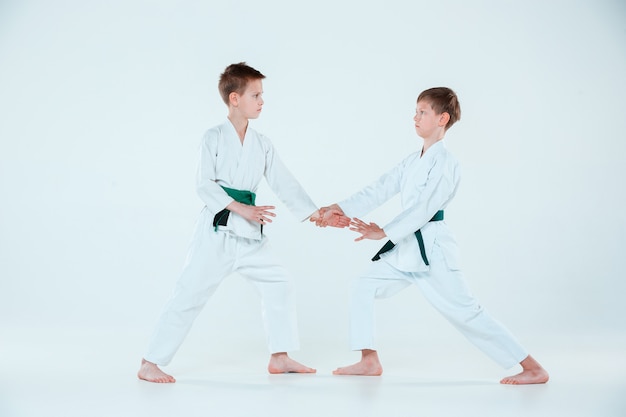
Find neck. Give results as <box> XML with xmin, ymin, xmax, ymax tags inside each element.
<box><xmin>227</xmin><ymin>114</ymin><xmax>249</xmax><ymax>143</ymax></box>
<box><xmin>421</xmin><ymin>134</ymin><xmax>444</xmax><ymax>156</ymax></box>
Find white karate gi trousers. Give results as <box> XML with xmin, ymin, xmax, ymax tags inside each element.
<box><xmin>350</xmin><ymin>244</ymin><xmax>528</xmax><ymax>369</ymax></box>
<box><xmin>144</xmin><ymin>209</ymin><xmax>299</xmax><ymax>366</ymax></box>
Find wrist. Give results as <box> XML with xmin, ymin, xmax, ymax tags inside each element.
<box><xmin>225</xmin><ymin>200</ymin><xmax>242</xmax><ymax>215</ymax></box>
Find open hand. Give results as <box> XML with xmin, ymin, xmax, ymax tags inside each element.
<box><xmin>310</xmin><ymin>205</ymin><xmax>351</xmax><ymax>228</ymax></box>
<box><xmin>228</xmin><ymin>201</ymin><xmax>276</xmax><ymax>225</ymax></box>
<box><xmin>349</xmin><ymin>217</ymin><xmax>386</xmax><ymax>241</ymax></box>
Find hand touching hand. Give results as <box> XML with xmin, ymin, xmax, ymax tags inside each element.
<box><xmin>311</xmin><ymin>204</ymin><xmax>350</xmax><ymax>228</ymax></box>
<box><xmin>349</xmin><ymin>217</ymin><xmax>386</xmax><ymax>241</ymax></box>
<box><xmin>325</xmin><ymin>209</ymin><xmax>351</xmax><ymax>228</ymax></box>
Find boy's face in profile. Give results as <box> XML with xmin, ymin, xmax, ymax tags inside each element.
<box><xmin>414</xmin><ymin>100</ymin><xmax>442</xmax><ymax>140</ymax></box>
<box><xmin>234</xmin><ymin>79</ymin><xmax>264</xmax><ymax>120</ymax></box>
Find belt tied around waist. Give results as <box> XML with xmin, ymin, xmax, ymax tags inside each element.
<box><xmin>371</xmin><ymin>210</ymin><xmax>444</xmax><ymax>265</ymax></box>
<box><xmin>212</xmin><ymin>186</ymin><xmax>259</xmax><ymax>232</ymax></box>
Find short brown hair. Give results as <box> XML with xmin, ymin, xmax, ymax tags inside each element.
<box><xmin>218</xmin><ymin>62</ymin><xmax>266</xmax><ymax>105</ymax></box>
<box><xmin>417</xmin><ymin>87</ymin><xmax>461</xmax><ymax>130</ymax></box>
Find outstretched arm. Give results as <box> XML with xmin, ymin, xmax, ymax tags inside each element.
<box><xmin>349</xmin><ymin>217</ymin><xmax>386</xmax><ymax>242</ymax></box>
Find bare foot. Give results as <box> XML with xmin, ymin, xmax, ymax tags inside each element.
<box><xmin>137</xmin><ymin>359</ymin><xmax>176</xmax><ymax>383</ymax></box>
<box><xmin>267</xmin><ymin>352</ymin><xmax>316</xmax><ymax>374</ymax></box>
<box><xmin>500</xmin><ymin>355</ymin><xmax>549</xmax><ymax>385</ymax></box>
<box><xmin>333</xmin><ymin>349</ymin><xmax>383</xmax><ymax>376</ymax></box>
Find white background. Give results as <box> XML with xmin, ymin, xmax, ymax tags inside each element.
<box><xmin>1</xmin><ymin>0</ymin><xmax>625</xmax><ymax>370</ymax></box>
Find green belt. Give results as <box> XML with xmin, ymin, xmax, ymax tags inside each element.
<box><xmin>213</xmin><ymin>186</ymin><xmax>258</xmax><ymax>232</ymax></box>
<box><xmin>371</xmin><ymin>210</ymin><xmax>444</xmax><ymax>265</ymax></box>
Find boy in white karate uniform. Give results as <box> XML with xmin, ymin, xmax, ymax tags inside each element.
<box><xmin>138</xmin><ymin>62</ymin><xmax>348</xmax><ymax>383</ymax></box>
<box><xmin>321</xmin><ymin>87</ymin><xmax>549</xmax><ymax>385</ymax></box>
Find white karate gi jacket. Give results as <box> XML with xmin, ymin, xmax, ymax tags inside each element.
<box><xmin>339</xmin><ymin>140</ymin><xmax>461</xmax><ymax>272</ymax></box>
<box><xmin>196</xmin><ymin>120</ymin><xmax>318</xmax><ymax>240</ymax></box>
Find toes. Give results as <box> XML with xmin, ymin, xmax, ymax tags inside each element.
<box><xmin>500</xmin><ymin>377</ymin><xmax>519</xmax><ymax>385</ymax></box>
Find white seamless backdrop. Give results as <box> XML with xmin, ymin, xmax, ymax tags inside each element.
<box><xmin>1</xmin><ymin>0</ymin><xmax>625</xmax><ymax>367</ymax></box>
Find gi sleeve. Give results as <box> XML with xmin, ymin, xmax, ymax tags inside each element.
<box><xmin>195</xmin><ymin>130</ymin><xmax>235</xmax><ymax>213</ymax></box>
<box><xmin>337</xmin><ymin>159</ymin><xmax>405</xmax><ymax>218</ymax></box>
<box><xmin>383</xmin><ymin>154</ymin><xmax>459</xmax><ymax>244</ymax></box>
<box><xmin>263</xmin><ymin>141</ymin><xmax>318</xmax><ymax>221</ymax></box>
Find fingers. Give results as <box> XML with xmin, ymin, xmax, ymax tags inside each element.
<box><xmin>350</xmin><ymin>217</ymin><xmax>367</xmax><ymax>228</ymax></box>
<box><xmin>309</xmin><ymin>209</ymin><xmax>321</xmax><ymax>222</ymax></box>
<box><xmin>259</xmin><ymin>212</ymin><xmax>274</xmax><ymax>224</ymax></box>
<box><xmin>348</xmin><ymin>217</ymin><xmax>374</xmax><ymax>241</ymax></box>
<box><xmin>256</xmin><ymin>205</ymin><xmax>276</xmax><ymax>214</ymax></box>
<box><xmin>316</xmin><ymin>208</ymin><xmax>347</xmax><ymax>228</ymax></box>
<box><xmin>310</xmin><ymin>211</ymin><xmax>381</xmax><ymax>241</ymax></box>
<box><xmin>333</xmin><ymin>216</ymin><xmax>351</xmax><ymax>228</ymax></box>
<box><xmin>310</xmin><ymin>210</ymin><xmax>374</xmax><ymax>235</ymax></box>
<box><xmin>325</xmin><ymin>214</ymin><xmax>351</xmax><ymax>228</ymax></box>
<box><xmin>314</xmin><ymin>215</ymin><xmax>326</xmax><ymax>227</ymax></box>
<box><xmin>249</xmin><ymin>205</ymin><xmax>275</xmax><ymax>224</ymax></box>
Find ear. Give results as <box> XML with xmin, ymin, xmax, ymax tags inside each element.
<box><xmin>229</xmin><ymin>92</ymin><xmax>239</xmax><ymax>107</ymax></box>
<box><xmin>439</xmin><ymin>112</ymin><xmax>450</xmax><ymax>127</ymax></box>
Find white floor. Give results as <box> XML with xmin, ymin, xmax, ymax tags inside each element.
<box><xmin>1</xmin><ymin>326</ymin><xmax>625</xmax><ymax>417</ymax></box>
